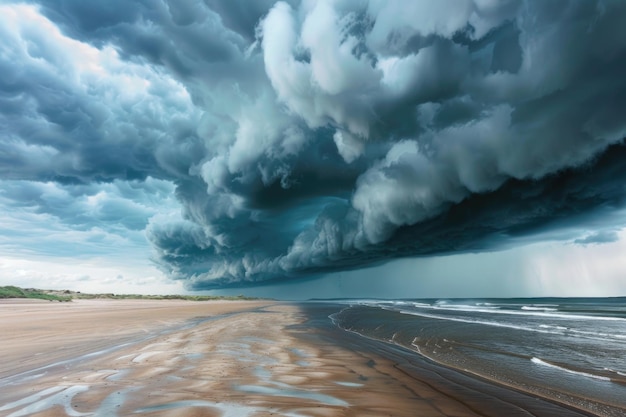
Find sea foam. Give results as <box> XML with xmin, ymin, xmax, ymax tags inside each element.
<box><xmin>531</xmin><ymin>357</ymin><xmax>611</xmax><ymax>382</ymax></box>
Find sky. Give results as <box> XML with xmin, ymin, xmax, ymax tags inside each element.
<box><xmin>2</xmin><ymin>0</ymin><xmax>626</xmax><ymax>299</ymax></box>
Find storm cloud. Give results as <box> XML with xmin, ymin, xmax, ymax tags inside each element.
<box><xmin>2</xmin><ymin>0</ymin><xmax>626</xmax><ymax>289</ymax></box>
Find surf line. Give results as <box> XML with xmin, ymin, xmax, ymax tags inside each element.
<box><xmin>530</xmin><ymin>357</ymin><xmax>611</xmax><ymax>382</ymax></box>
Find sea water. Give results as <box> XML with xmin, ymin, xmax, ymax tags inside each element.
<box><xmin>329</xmin><ymin>297</ymin><xmax>626</xmax><ymax>416</ymax></box>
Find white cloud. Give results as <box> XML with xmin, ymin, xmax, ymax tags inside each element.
<box><xmin>0</xmin><ymin>255</ymin><xmax>184</xmax><ymax>295</ymax></box>
<box><xmin>333</xmin><ymin>130</ymin><xmax>363</xmax><ymax>163</ymax></box>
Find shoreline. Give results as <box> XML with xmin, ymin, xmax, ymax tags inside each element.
<box><xmin>300</xmin><ymin>302</ymin><xmax>599</xmax><ymax>417</ymax></box>
<box><xmin>0</xmin><ymin>299</ymin><xmax>600</xmax><ymax>416</ymax></box>
<box><xmin>323</xmin><ymin>301</ymin><xmax>625</xmax><ymax>417</ymax></box>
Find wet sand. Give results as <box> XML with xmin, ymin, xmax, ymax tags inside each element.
<box><xmin>0</xmin><ymin>299</ymin><xmax>595</xmax><ymax>416</ymax></box>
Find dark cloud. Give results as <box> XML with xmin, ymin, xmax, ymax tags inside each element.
<box><xmin>574</xmin><ymin>231</ymin><xmax>620</xmax><ymax>246</ymax></box>
<box><xmin>0</xmin><ymin>177</ymin><xmax>178</xmax><ymax>263</ymax></box>
<box><xmin>2</xmin><ymin>0</ymin><xmax>626</xmax><ymax>290</ymax></box>
<box><xmin>0</xmin><ymin>178</ymin><xmax>176</xmax><ymax>232</ymax></box>
<box><xmin>203</xmin><ymin>0</ymin><xmax>291</xmax><ymax>41</ymax></box>
<box><xmin>0</xmin><ymin>4</ymin><xmax>204</xmax><ymax>183</ymax></box>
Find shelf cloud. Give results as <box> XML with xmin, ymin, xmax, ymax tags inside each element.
<box><xmin>2</xmin><ymin>0</ymin><xmax>626</xmax><ymax>289</ymax></box>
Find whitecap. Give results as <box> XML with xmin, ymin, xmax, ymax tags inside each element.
<box><xmin>531</xmin><ymin>358</ymin><xmax>611</xmax><ymax>382</ymax></box>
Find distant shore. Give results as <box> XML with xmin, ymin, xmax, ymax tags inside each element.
<box><xmin>0</xmin><ymin>299</ymin><xmax>597</xmax><ymax>416</ymax></box>
<box><xmin>0</xmin><ymin>284</ymin><xmax>261</xmax><ymax>302</ymax></box>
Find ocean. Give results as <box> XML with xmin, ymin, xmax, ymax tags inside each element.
<box><xmin>326</xmin><ymin>297</ymin><xmax>626</xmax><ymax>416</ymax></box>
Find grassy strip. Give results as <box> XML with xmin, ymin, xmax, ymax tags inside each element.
<box><xmin>0</xmin><ymin>285</ymin><xmax>260</xmax><ymax>302</ymax></box>
<box><xmin>0</xmin><ymin>286</ymin><xmax>72</xmax><ymax>302</ymax></box>
<box><xmin>72</xmin><ymin>293</ymin><xmax>259</xmax><ymax>301</ymax></box>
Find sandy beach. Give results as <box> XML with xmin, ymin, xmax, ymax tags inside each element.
<box><xmin>0</xmin><ymin>299</ymin><xmax>595</xmax><ymax>416</ymax></box>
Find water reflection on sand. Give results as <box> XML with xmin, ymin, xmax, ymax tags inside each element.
<box><xmin>0</xmin><ymin>304</ymin><xmax>359</xmax><ymax>417</ymax></box>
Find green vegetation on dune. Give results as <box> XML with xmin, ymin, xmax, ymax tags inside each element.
<box><xmin>72</xmin><ymin>293</ymin><xmax>259</xmax><ymax>301</ymax></box>
<box><xmin>0</xmin><ymin>285</ymin><xmax>261</xmax><ymax>302</ymax></box>
<box><xmin>0</xmin><ymin>286</ymin><xmax>72</xmax><ymax>302</ymax></box>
